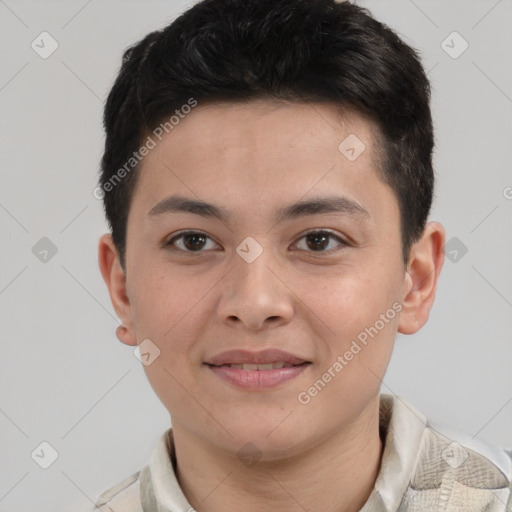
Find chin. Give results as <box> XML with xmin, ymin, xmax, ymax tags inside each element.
<box><xmin>223</xmin><ymin>420</ymin><xmax>309</xmax><ymax>457</ymax></box>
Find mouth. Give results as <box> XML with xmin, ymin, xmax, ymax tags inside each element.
<box><xmin>204</xmin><ymin>349</ymin><xmax>311</xmax><ymax>390</ymax></box>
<box><xmin>206</xmin><ymin>361</ymin><xmax>308</xmax><ymax>370</ymax></box>
<box><xmin>205</xmin><ymin>348</ymin><xmax>310</xmax><ymax>367</ymax></box>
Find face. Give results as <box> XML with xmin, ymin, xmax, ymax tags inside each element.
<box><xmin>102</xmin><ymin>100</ymin><xmax>422</xmax><ymax>460</ymax></box>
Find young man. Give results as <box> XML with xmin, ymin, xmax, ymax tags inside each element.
<box><xmin>95</xmin><ymin>0</ymin><xmax>511</xmax><ymax>510</ymax></box>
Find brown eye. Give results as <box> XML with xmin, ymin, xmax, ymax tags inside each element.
<box><xmin>166</xmin><ymin>231</ymin><xmax>219</xmax><ymax>252</ymax></box>
<box><xmin>305</xmin><ymin>232</ymin><xmax>330</xmax><ymax>251</ymax></box>
<box><xmin>182</xmin><ymin>233</ymin><xmax>207</xmax><ymax>250</ymax></box>
<box><xmin>295</xmin><ymin>230</ymin><xmax>347</xmax><ymax>253</ymax></box>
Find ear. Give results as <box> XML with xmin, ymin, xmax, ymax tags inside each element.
<box><xmin>398</xmin><ymin>222</ymin><xmax>445</xmax><ymax>335</ymax></box>
<box><xmin>98</xmin><ymin>233</ymin><xmax>137</xmax><ymax>346</ymax></box>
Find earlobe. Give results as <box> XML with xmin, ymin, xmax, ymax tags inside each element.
<box><xmin>98</xmin><ymin>234</ymin><xmax>138</xmax><ymax>346</ymax></box>
<box><xmin>398</xmin><ymin>222</ymin><xmax>445</xmax><ymax>335</ymax></box>
<box><xmin>116</xmin><ymin>324</ymin><xmax>136</xmax><ymax>346</ymax></box>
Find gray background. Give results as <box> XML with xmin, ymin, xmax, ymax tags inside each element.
<box><xmin>0</xmin><ymin>0</ymin><xmax>511</xmax><ymax>510</ymax></box>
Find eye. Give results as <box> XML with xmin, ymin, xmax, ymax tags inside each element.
<box><xmin>164</xmin><ymin>229</ymin><xmax>348</xmax><ymax>254</ymax></box>
<box><xmin>165</xmin><ymin>230</ymin><xmax>220</xmax><ymax>253</ymax></box>
<box><xmin>293</xmin><ymin>229</ymin><xmax>348</xmax><ymax>253</ymax></box>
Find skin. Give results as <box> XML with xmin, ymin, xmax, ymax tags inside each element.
<box><xmin>98</xmin><ymin>100</ymin><xmax>445</xmax><ymax>512</ymax></box>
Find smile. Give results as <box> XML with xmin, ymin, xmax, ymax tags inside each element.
<box><xmin>206</xmin><ymin>361</ymin><xmax>311</xmax><ymax>390</ymax></box>
<box><xmin>211</xmin><ymin>362</ymin><xmax>299</xmax><ymax>370</ymax></box>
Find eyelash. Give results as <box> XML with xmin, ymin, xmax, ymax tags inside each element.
<box><xmin>164</xmin><ymin>229</ymin><xmax>349</xmax><ymax>255</ymax></box>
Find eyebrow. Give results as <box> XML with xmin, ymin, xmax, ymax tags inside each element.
<box><xmin>147</xmin><ymin>194</ymin><xmax>368</xmax><ymax>223</ymax></box>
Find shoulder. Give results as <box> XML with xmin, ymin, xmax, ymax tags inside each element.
<box><xmin>93</xmin><ymin>469</ymin><xmax>143</xmax><ymax>512</ymax></box>
<box><xmin>404</xmin><ymin>425</ymin><xmax>512</xmax><ymax>511</ymax></box>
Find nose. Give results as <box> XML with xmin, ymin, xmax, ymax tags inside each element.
<box><xmin>216</xmin><ymin>249</ymin><xmax>294</xmax><ymax>331</ymax></box>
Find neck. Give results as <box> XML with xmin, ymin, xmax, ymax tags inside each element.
<box><xmin>171</xmin><ymin>397</ymin><xmax>384</xmax><ymax>512</ymax></box>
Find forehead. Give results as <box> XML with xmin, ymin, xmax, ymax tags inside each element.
<box><xmin>130</xmin><ymin>100</ymin><xmax>395</xmax><ymax>224</ymax></box>
<box><xmin>145</xmin><ymin>100</ymin><xmax>382</xmax><ymax>168</ymax></box>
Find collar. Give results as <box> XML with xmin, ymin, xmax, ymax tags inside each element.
<box><xmin>360</xmin><ymin>395</ymin><xmax>427</xmax><ymax>511</ymax></box>
<box><xmin>140</xmin><ymin>394</ymin><xmax>427</xmax><ymax>512</ymax></box>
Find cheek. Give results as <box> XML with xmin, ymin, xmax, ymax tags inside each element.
<box><xmin>301</xmin><ymin>268</ymin><xmax>397</xmax><ymax>332</ymax></box>
<box><xmin>294</xmin><ymin>262</ymin><xmax>402</xmax><ymax>377</ymax></box>
<box><xmin>133</xmin><ymin>270</ymin><xmax>207</xmax><ymax>420</ymax></box>
<box><xmin>129</xmin><ymin>266</ymin><xmax>217</xmax><ymax>390</ymax></box>
<box><xmin>129</xmin><ymin>263</ymin><xmax>206</xmax><ymax>339</ymax></box>
<box><xmin>294</xmin><ymin>273</ymin><xmax>399</xmax><ymax>428</ymax></box>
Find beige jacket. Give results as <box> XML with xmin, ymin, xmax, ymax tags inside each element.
<box><xmin>94</xmin><ymin>394</ymin><xmax>512</xmax><ymax>511</ymax></box>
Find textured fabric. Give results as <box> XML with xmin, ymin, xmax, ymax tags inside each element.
<box><xmin>94</xmin><ymin>394</ymin><xmax>512</xmax><ymax>511</ymax></box>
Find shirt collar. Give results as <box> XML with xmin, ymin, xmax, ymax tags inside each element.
<box><xmin>361</xmin><ymin>394</ymin><xmax>427</xmax><ymax>511</ymax></box>
<box><xmin>140</xmin><ymin>394</ymin><xmax>427</xmax><ymax>512</ymax></box>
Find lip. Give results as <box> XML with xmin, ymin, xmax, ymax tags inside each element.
<box><xmin>204</xmin><ymin>349</ymin><xmax>311</xmax><ymax>390</ymax></box>
<box><xmin>205</xmin><ymin>349</ymin><xmax>309</xmax><ymax>366</ymax></box>
<box><xmin>207</xmin><ymin>363</ymin><xmax>310</xmax><ymax>390</ymax></box>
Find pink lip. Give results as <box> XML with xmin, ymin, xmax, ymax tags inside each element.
<box><xmin>207</xmin><ymin>363</ymin><xmax>310</xmax><ymax>390</ymax></box>
<box><xmin>206</xmin><ymin>349</ymin><xmax>309</xmax><ymax>366</ymax></box>
<box><xmin>204</xmin><ymin>349</ymin><xmax>311</xmax><ymax>390</ymax></box>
